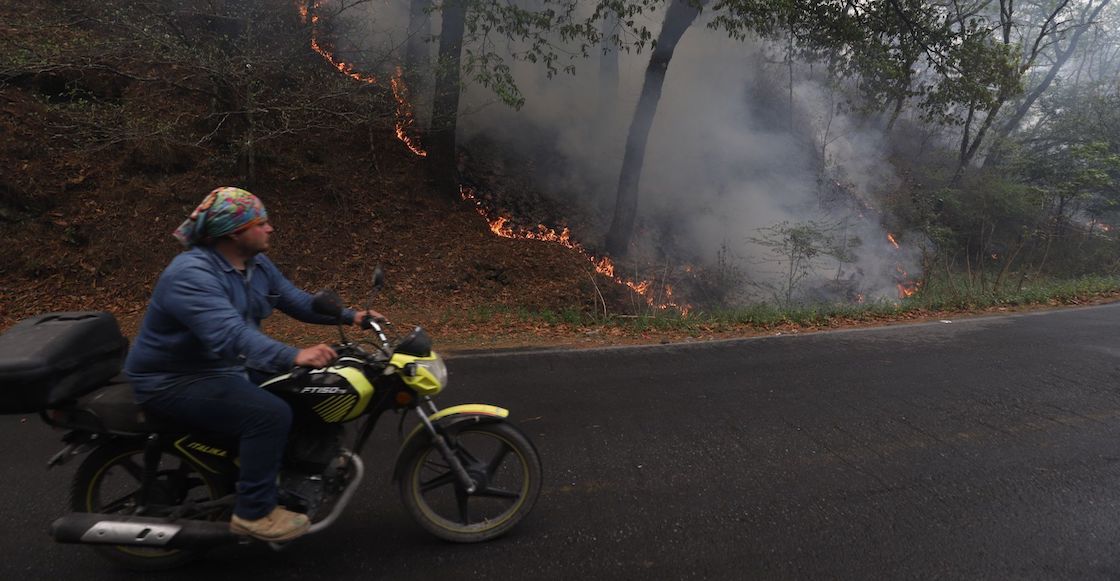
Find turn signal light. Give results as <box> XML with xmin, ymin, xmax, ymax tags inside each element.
<box><xmin>395</xmin><ymin>391</ymin><xmax>414</xmax><ymax>406</ymax></box>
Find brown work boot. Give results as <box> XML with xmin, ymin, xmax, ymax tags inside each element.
<box><xmin>230</xmin><ymin>506</ymin><xmax>310</xmax><ymax>542</ymax></box>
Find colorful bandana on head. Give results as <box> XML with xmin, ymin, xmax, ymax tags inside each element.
<box><xmin>172</xmin><ymin>187</ymin><xmax>268</xmax><ymax>247</ymax></box>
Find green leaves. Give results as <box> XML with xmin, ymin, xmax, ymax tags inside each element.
<box><xmin>749</xmin><ymin>219</ymin><xmax>853</xmax><ymax>306</ymax></box>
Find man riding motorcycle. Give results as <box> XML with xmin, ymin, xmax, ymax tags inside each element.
<box><xmin>124</xmin><ymin>186</ymin><xmax>380</xmax><ymax>542</ymax></box>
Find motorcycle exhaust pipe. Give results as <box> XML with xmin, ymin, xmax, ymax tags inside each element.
<box><xmin>51</xmin><ymin>513</ymin><xmax>238</xmax><ymax>549</ymax></box>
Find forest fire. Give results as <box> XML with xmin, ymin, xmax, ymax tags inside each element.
<box><xmin>390</xmin><ymin>67</ymin><xmax>427</xmax><ymax>157</ymax></box>
<box><xmin>461</xmin><ymin>186</ymin><xmax>689</xmax><ymax>314</ymax></box>
<box><xmin>887</xmin><ymin>233</ymin><xmax>921</xmax><ymax>298</ymax></box>
<box><xmin>896</xmin><ymin>267</ymin><xmax>920</xmax><ymax>298</ymax></box>
<box><xmin>300</xmin><ymin>2</ymin><xmax>423</xmax><ymax>156</ymax></box>
<box><xmin>298</xmin><ymin>1</ymin><xmax>377</xmax><ymax>84</ymax></box>
<box><xmin>299</xmin><ymin>1</ymin><xmax>685</xmax><ymax>313</ymax></box>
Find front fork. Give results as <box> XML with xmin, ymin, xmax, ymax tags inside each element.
<box><xmin>413</xmin><ymin>400</ymin><xmax>477</xmax><ymax>494</ymax></box>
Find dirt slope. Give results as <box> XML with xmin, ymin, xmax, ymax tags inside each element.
<box><xmin>0</xmin><ymin>76</ymin><xmax>641</xmax><ymax>350</ymax></box>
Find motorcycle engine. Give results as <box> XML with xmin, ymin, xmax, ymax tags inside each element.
<box><xmin>279</xmin><ymin>423</ymin><xmax>347</xmax><ymax>517</ymax></box>
<box><xmin>286</xmin><ymin>422</ymin><xmax>344</xmax><ymax>473</ymax></box>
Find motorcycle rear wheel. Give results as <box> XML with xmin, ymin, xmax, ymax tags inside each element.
<box><xmin>399</xmin><ymin>422</ymin><xmax>541</xmax><ymax>543</ymax></box>
<box><xmin>69</xmin><ymin>439</ymin><xmax>232</xmax><ymax>571</ymax></box>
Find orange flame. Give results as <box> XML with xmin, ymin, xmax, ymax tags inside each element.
<box><xmin>888</xmin><ymin>233</ymin><xmax>921</xmax><ymax>299</ymax></box>
<box><xmin>391</xmin><ymin>66</ymin><xmax>427</xmax><ymax>157</ymax></box>
<box><xmin>461</xmin><ymin>186</ymin><xmax>690</xmax><ymax>314</ymax></box>
<box><xmin>300</xmin><ymin>1</ymin><xmax>377</xmax><ymax>84</ymax></box>
<box><xmin>301</xmin><ymin>0</ymin><xmax>426</xmax><ymax>156</ymax></box>
<box><xmin>299</xmin><ymin>1</ymin><xmax>687</xmax><ymax>314</ymax></box>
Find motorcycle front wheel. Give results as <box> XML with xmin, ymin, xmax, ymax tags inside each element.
<box><xmin>399</xmin><ymin>422</ymin><xmax>541</xmax><ymax>543</ymax></box>
<box><xmin>70</xmin><ymin>439</ymin><xmax>232</xmax><ymax>571</ymax></box>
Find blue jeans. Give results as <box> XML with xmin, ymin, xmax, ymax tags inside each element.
<box><xmin>137</xmin><ymin>373</ymin><xmax>292</xmax><ymax>520</ymax></box>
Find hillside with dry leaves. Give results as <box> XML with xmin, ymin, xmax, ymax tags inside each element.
<box><xmin>0</xmin><ymin>97</ymin><xmax>625</xmax><ymax>346</ymax></box>
<box><xmin>5</xmin><ymin>2</ymin><xmax>1120</xmax><ymax>354</ymax></box>
<box><xmin>0</xmin><ymin>1</ymin><xmax>674</xmax><ymax>352</ymax></box>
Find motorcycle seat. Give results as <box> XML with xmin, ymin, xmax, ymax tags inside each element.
<box><xmin>49</xmin><ymin>378</ymin><xmax>195</xmax><ymax>435</ymax></box>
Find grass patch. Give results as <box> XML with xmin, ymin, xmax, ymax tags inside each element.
<box><xmin>521</xmin><ymin>277</ymin><xmax>1120</xmax><ymax>335</ymax></box>
<box><xmin>446</xmin><ymin>276</ymin><xmax>1120</xmax><ymax>340</ymax></box>
<box><xmin>910</xmin><ymin>274</ymin><xmax>1120</xmax><ymax>311</ymax></box>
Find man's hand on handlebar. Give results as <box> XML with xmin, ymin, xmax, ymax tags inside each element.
<box><xmin>294</xmin><ymin>343</ymin><xmax>337</xmax><ymax>368</ymax></box>
<box><xmin>352</xmin><ymin>309</ymin><xmax>386</xmax><ymax>328</ymax></box>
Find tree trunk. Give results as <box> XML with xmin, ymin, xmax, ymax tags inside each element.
<box><xmin>952</xmin><ymin>101</ymin><xmax>977</xmax><ymax>184</ymax></box>
<box><xmin>427</xmin><ymin>0</ymin><xmax>465</xmax><ymax>199</ymax></box>
<box><xmin>956</xmin><ymin>99</ymin><xmax>1003</xmax><ymax>175</ymax></box>
<box><xmin>604</xmin><ymin>0</ymin><xmax>706</xmax><ymax>257</ymax></box>
<box><xmin>594</xmin><ymin>12</ymin><xmax>620</xmax><ymax>215</ymax></box>
<box><xmin>237</xmin><ymin>13</ymin><xmax>256</xmax><ymax>184</ymax></box>
<box><xmin>992</xmin><ymin>234</ymin><xmax>1025</xmax><ymax>292</ymax></box>
<box><xmin>786</xmin><ymin>18</ymin><xmax>794</xmax><ymax>131</ymax></box>
<box><xmin>885</xmin><ymin>93</ymin><xmax>905</xmax><ymax>131</ymax></box>
<box><xmin>406</xmin><ymin>0</ymin><xmax>432</xmax><ymax>71</ymax></box>
<box><xmin>984</xmin><ymin>0</ymin><xmax>1112</xmax><ymax>168</ymax></box>
<box><xmin>1055</xmin><ymin>194</ymin><xmax>1070</xmax><ymax>239</ymax></box>
<box><xmin>597</xmin><ymin>12</ymin><xmax>620</xmax><ymax>114</ymax></box>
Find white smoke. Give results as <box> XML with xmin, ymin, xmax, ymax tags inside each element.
<box><xmin>344</xmin><ymin>3</ymin><xmax>923</xmax><ymax>306</ymax></box>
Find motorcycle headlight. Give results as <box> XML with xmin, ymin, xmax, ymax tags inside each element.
<box><xmin>419</xmin><ymin>353</ymin><xmax>448</xmax><ymax>388</ymax></box>
<box><xmin>395</xmin><ymin>351</ymin><xmax>448</xmax><ymax>395</ymax></box>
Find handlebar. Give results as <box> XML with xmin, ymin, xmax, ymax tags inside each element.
<box><xmin>360</xmin><ymin>315</ymin><xmax>393</xmax><ymax>355</ymax></box>
<box><xmin>358</xmin><ymin>314</ymin><xmax>388</xmax><ymax>330</ymax></box>
<box><xmin>289</xmin><ymin>315</ymin><xmax>396</xmax><ymax>379</ymax></box>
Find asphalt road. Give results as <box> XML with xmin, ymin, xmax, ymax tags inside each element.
<box><xmin>4</xmin><ymin>304</ymin><xmax>1120</xmax><ymax>580</ymax></box>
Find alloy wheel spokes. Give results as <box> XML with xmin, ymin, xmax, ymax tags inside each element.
<box><xmin>419</xmin><ymin>470</ymin><xmax>457</xmax><ymax>493</ymax></box>
<box><xmin>99</xmin><ymin>491</ymin><xmax>138</xmax><ymax>513</ymax></box>
<box><xmin>454</xmin><ymin>442</ymin><xmax>482</xmax><ymax>466</ymax></box>
<box><xmin>485</xmin><ymin>443</ymin><xmax>512</xmax><ymax>477</ymax></box>
<box><xmin>409</xmin><ymin>428</ymin><xmax>535</xmax><ymax>531</ymax></box>
<box><xmin>427</xmin><ymin>459</ymin><xmax>452</xmax><ymax>471</ymax></box>
<box><xmin>454</xmin><ymin>484</ymin><xmax>470</xmax><ymax>524</ymax></box>
<box><xmin>474</xmin><ymin>486</ymin><xmax>520</xmax><ymax>500</ymax></box>
<box><xmin>116</xmin><ymin>457</ymin><xmax>145</xmax><ymax>483</ymax></box>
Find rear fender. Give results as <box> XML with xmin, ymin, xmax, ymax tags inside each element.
<box><xmin>391</xmin><ymin>404</ymin><xmax>509</xmax><ymax>482</ymax></box>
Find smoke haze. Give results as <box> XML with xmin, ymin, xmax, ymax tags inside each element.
<box><xmin>350</xmin><ymin>4</ymin><xmax>922</xmax><ymax>306</ymax></box>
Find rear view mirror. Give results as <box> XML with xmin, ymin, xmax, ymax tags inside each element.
<box><xmin>311</xmin><ymin>290</ymin><xmax>344</xmax><ymax>318</ymax></box>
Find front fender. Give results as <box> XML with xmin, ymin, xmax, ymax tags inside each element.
<box><xmin>392</xmin><ymin>404</ymin><xmax>510</xmax><ymax>482</ymax></box>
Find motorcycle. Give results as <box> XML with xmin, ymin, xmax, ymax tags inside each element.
<box><xmin>1</xmin><ymin>268</ymin><xmax>541</xmax><ymax>570</ymax></box>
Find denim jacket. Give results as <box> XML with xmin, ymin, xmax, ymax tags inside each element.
<box><xmin>125</xmin><ymin>246</ymin><xmax>355</xmax><ymax>395</ymax></box>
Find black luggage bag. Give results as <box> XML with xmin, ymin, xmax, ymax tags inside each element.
<box><xmin>0</xmin><ymin>312</ymin><xmax>128</xmax><ymax>414</ymax></box>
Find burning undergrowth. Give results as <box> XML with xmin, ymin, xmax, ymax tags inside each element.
<box><xmin>455</xmin><ymin>117</ymin><xmax>926</xmax><ymax>314</ymax></box>
<box><xmin>444</xmin><ymin>31</ymin><xmax>932</xmax><ymax>311</ymax></box>
<box><xmin>457</xmin><ymin>136</ymin><xmax>696</xmax><ymax>314</ymax></box>
<box><xmin>298</xmin><ymin>0</ymin><xmax>926</xmax><ymax>314</ymax></box>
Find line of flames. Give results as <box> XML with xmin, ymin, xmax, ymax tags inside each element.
<box><xmin>390</xmin><ymin>66</ymin><xmax>427</xmax><ymax>157</ymax></box>
<box><xmin>299</xmin><ymin>1</ymin><xmax>377</xmax><ymax>84</ymax></box>
<box><xmin>299</xmin><ymin>0</ymin><xmax>425</xmax><ymax>154</ymax></box>
<box><xmin>887</xmin><ymin>233</ymin><xmax>921</xmax><ymax>298</ymax></box>
<box><xmin>300</xmin><ymin>0</ymin><xmax>683</xmax><ymax>313</ymax></box>
<box><xmin>460</xmin><ymin>186</ymin><xmax>689</xmax><ymax>314</ymax></box>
